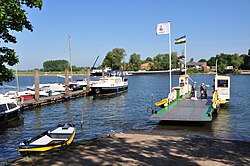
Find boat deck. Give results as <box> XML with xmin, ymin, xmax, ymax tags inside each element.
<box><xmin>150</xmin><ymin>92</ymin><xmax>214</xmax><ymax>122</ymax></box>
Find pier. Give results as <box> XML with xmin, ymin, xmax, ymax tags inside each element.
<box><xmin>20</xmin><ymin>90</ymin><xmax>87</xmax><ymax>110</ymax></box>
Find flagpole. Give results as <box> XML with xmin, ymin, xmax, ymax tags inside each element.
<box><xmin>168</xmin><ymin>21</ymin><xmax>172</xmax><ymax>92</ymax></box>
<box><xmin>184</xmin><ymin>40</ymin><xmax>187</xmax><ymax>75</ymax></box>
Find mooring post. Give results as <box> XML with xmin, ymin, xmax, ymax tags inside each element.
<box><xmin>34</xmin><ymin>68</ymin><xmax>40</xmax><ymax>102</ymax></box>
<box><xmin>65</xmin><ymin>68</ymin><xmax>70</xmax><ymax>97</ymax></box>
<box><xmin>102</xmin><ymin>67</ymin><xmax>105</xmax><ymax>78</ymax></box>
<box><xmin>87</xmin><ymin>68</ymin><xmax>90</xmax><ymax>92</ymax></box>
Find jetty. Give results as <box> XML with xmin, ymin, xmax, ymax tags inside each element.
<box><xmin>20</xmin><ymin>90</ymin><xmax>86</xmax><ymax>110</ymax></box>
<box><xmin>150</xmin><ymin>74</ymin><xmax>230</xmax><ymax>122</ymax></box>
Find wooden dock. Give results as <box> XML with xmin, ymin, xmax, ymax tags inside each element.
<box><xmin>21</xmin><ymin>90</ymin><xmax>86</xmax><ymax>110</ymax></box>
<box><xmin>150</xmin><ymin>92</ymin><xmax>215</xmax><ymax>122</ymax></box>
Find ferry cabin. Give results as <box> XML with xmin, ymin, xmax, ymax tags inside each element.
<box><xmin>214</xmin><ymin>75</ymin><xmax>230</xmax><ymax>105</ymax></box>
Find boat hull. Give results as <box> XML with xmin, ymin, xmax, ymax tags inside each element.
<box><xmin>90</xmin><ymin>85</ymin><xmax>128</xmax><ymax>96</ymax></box>
<box><xmin>0</xmin><ymin>108</ymin><xmax>21</xmax><ymax>124</ymax></box>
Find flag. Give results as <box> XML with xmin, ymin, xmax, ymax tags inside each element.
<box><xmin>156</xmin><ymin>22</ymin><xmax>170</xmax><ymax>35</ymax></box>
<box><xmin>174</xmin><ymin>35</ymin><xmax>186</xmax><ymax>44</ymax></box>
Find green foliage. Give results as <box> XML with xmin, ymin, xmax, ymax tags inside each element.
<box><xmin>187</xmin><ymin>68</ymin><xmax>209</xmax><ymax>74</ymax></box>
<box><xmin>145</xmin><ymin>57</ymin><xmax>153</xmax><ymax>62</ymax></box>
<box><xmin>151</xmin><ymin>52</ymin><xmax>178</xmax><ymax>70</ymax></box>
<box><xmin>128</xmin><ymin>53</ymin><xmax>141</xmax><ymax>71</ymax></box>
<box><xmin>207</xmin><ymin>57</ymin><xmax>217</xmax><ymax>66</ymax></box>
<box><xmin>198</xmin><ymin>59</ymin><xmax>207</xmax><ymax>62</ymax></box>
<box><xmin>0</xmin><ymin>0</ymin><xmax>42</xmax><ymax>84</ymax></box>
<box><xmin>43</xmin><ymin>60</ymin><xmax>69</xmax><ymax>72</ymax></box>
<box><xmin>189</xmin><ymin>58</ymin><xmax>194</xmax><ymax>62</ymax></box>
<box><xmin>240</xmin><ymin>54</ymin><xmax>250</xmax><ymax>70</ymax></box>
<box><xmin>102</xmin><ymin>48</ymin><xmax>126</xmax><ymax>70</ymax></box>
<box><xmin>207</xmin><ymin>53</ymin><xmax>245</xmax><ymax>74</ymax></box>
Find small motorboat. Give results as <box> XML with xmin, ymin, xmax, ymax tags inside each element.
<box><xmin>19</xmin><ymin>123</ymin><xmax>76</xmax><ymax>156</ymax></box>
<box><xmin>0</xmin><ymin>95</ymin><xmax>21</xmax><ymax>124</ymax></box>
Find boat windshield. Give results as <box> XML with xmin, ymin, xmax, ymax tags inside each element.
<box><xmin>0</xmin><ymin>104</ymin><xmax>7</xmax><ymax>113</ymax></box>
<box><xmin>7</xmin><ymin>103</ymin><xmax>17</xmax><ymax>110</ymax></box>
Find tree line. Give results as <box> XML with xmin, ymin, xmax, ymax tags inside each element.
<box><xmin>41</xmin><ymin>48</ymin><xmax>250</xmax><ymax>74</ymax></box>
<box><xmin>102</xmin><ymin>48</ymin><xmax>181</xmax><ymax>71</ymax></box>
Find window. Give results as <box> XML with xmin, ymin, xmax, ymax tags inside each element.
<box><xmin>0</xmin><ymin>104</ymin><xmax>7</xmax><ymax>113</ymax></box>
<box><xmin>8</xmin><ymin>103</ymin><xmax>17</xmax><ymax>110</ymax></box>
<box><xmin>217</xmin><ymin>80</ymin><xmax>228</xmax><ymax>88</ymax></box>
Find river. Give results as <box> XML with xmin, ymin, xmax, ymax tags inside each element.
<box><xmin>0</xmin><ymin>74</ymin><xmax>250</xmax><ymax>164</ymax></box>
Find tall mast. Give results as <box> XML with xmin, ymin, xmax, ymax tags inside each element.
<box><xmin>68</xmin><ymin>35</ymin><xmax>73</xmax><ymax>79</ymax></box>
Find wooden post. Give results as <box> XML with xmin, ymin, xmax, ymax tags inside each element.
<box><xmin>65</xmin><ymin>68</ymin><xmax>70</xmax><ymax>97</ymax></box>
<box><xmin>102</xmin><ymin>67</ymin><xmax>105</xmax><ymax>78</ymax></box>
<box><xmin>87</xmin><ymin>68</ymin><xmax>90</xmax><ymax>92</ymax></box>
<box><xmin>34</xmin><ymin>68</ymin><xmax>40</xmax><ymax>101</ymax></box>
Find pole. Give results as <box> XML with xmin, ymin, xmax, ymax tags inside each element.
<box><xmin>168</xmin><ymin>21</ymin><xmax>172</xmax><ymax>92</ymax></box>
<box><xmin>184</xmin><ymin>42</ymin><xmax>187</xmax><ymax>75</ymax></box>
<box><xmin>65</xmin><ymin>68</ymin><xmax>70</xmax><ymax>97</ymax></box>
<box><xmin>68</xmin><ymin>35</ymin><xmax>73</xmax><ymax>80</ymax></box>
<box><xmin>34</xmin><ymin>68</ymin><xmax>40</xmax><ymax>101</ymax></box>
<box><xmin>87</xmin><ymin>68</ymin><xmax>90</xmax><ymax>91</ymax></box>
<box><xmin>216</xmin><ymin>59</ymin><xmax>218</xmax><ymax>75</ymax></box>
<box><xmin>16</xmin><ymin>68</ymin><xmax>19</xmax><ymax>93</ymax></box>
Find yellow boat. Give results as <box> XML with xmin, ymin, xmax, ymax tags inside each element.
<box><xmin>19</xmin><ymin>123</ymin><xmax>76</xmax><ymax>156</ymax></box>
<box><xmin>155</xmin><ymin>98</ymin><xmax>168</xmax><ymax>108</ymax></box>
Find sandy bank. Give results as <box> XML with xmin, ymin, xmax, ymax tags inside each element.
<box><xmin>13</xmin><ymin>133</ymin><xmax>250</xmax><ymax>166</ymax></box>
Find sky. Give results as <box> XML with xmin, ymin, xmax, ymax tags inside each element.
<box><xmin>8</xmin><ymin>0</ymin><xmax>250</xmax><ymax>70</ymax></box>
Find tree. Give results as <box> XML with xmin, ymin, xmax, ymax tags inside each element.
<box><xmin>207</xmin><ymin>57</ymin><xmax>217</xmax><ymax>66</ymax></box>
<box><xmin>152</xmin><ymin>52</ymin><xmax>178</xmax><ymax>70</ymax></box>
<box><xmin>0</xmin><ymin>0</ymin><xmax>42</xmax><ymax>85</ymax></box>
<box><xmin>230</xmin><ymin>54</ymin><xmax>243</xmax><ymax>70</ymax></box>
<box><xmin>129</xmin><ymin>53</ymin><xmax>141</xmax><ymax>71</ymax></box>
<box><xmin>189</xmin><ymin>58</ymin><xmax>194</xmax><ymax>62</ymax></box>
<box><xmin>43</xmin><ymin>60</ymin><xmax>69</xmax><ymax>72</ymax></box>
<box><xmin>102</xmin><ymin>48</ymin><xmax>126</xmax><ymax>70</ymax></box>
<box><xmin>145</xmin><ymin>57</ymin><xmax>153</xmax><ymax>62</ymax></box>
<box><xmin>198</xmin><ymin>59</ymin><xmax>207</xmax><ymax>62</ymax></box>
<box><xmin>240</xmin><ymin>54</ymin><xmax>250</xmax><ymax>70</ymax></box>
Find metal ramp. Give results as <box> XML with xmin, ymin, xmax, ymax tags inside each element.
<box><xmin>150</xmin><ymin>97</ymin><xmax>213</xmax><ymax>122</ymax></box>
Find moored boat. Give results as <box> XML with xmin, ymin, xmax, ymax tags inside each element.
<box><xmin>89</xmin><ymin>75</ymin><xmax>128</xmax><ymax>96</ymax></box>
<box><xmin>0</xmin><ymin>95</ymin><xmax>21</xmax><ymax>124</ymax></box>
<box><xmin>18</xmin><ymin>123</ymin><xmax>76</xmax><ymax>156</ymax></box>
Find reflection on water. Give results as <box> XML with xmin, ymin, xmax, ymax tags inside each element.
<box><xmin>0</xmin><ymin>74</ymin><xmax>250</xmax><ymax>164</ymax></box>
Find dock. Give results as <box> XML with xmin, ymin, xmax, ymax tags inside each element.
<box><xmin>150</xmin><ymin>91</ymin><xmax>215</xmax><ymax>122</ymax></box>
<box><xmin>21</xmin><ymin>90</ymin><xmax>86</xmax><ymax>110</ymax></box>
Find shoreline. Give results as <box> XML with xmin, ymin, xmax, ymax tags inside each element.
<box><xmin>12</xmin><ymin>133</ymin><xmax>250</xmax><ymax>166</ymax></box>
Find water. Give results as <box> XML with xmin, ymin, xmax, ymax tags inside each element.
<box><xmin>0</xmin><ymin>74</ymin><xmax>250</xmax><ymax>164</ymax></box>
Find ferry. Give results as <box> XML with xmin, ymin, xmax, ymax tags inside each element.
<box><xmin>150</xmin><ymin>74</ymin><xmax>230</xmax><ymax>122</ymax></box>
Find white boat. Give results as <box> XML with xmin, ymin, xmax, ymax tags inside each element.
<box><xmin>0</xmin><ymin>95</ymin><xmax>21</xmax><ymax>124</ymax></box>
<box><xmin>90</xmin><ymin>67</ymin><xmax>112</xmax><ymax>76</ymax></box>
<box><xmin>27</xmin><ymin>83</ymin><xmax>66</xmax><ymax>93</ymax></box>
<box><xmin>69</xmin><ymin>78</ymin><xmax>87</xmax><ymax>91</ymax></box>
<box><xmin>89</xmin><ymin>75</ymin><xmax>128</xmax><ymax>96</ymax></box>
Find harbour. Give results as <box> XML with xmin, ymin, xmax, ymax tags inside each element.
<box><xmin>1</xmin><ymin>74</ymin><xmax>250</xmax><ymax>164</ymax></box>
